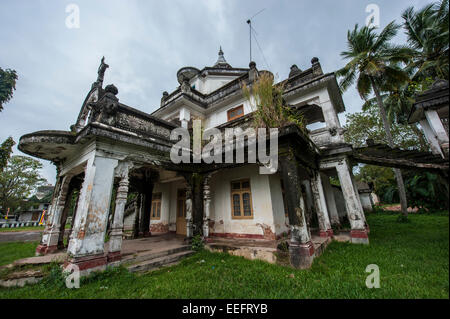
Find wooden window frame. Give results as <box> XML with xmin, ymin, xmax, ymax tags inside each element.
<box><xmin>230</xmin><ymin>179</ymin><xmax>254</xmax><ymax>219</ymax></box>
<box><xmin>227</xmin><ymin>105</ymin><xmax>244</xmax><ymax>122</ymax></box>
<box><xmin>151</xmin><ymin>193</ymin><xmax>162</xmax><ymax>220</ymax></box>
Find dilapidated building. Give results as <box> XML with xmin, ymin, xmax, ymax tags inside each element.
<box><xmin>18</xmin><ymin>49</ymin><xmax>448</xmax><ymax>274</ymax></box>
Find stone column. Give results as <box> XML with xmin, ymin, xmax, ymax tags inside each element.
<box><xmin>425</xmin><ymin>110</ymin><xmax>449</xmax><ymax>145</ymax></box>
<box><xmin>138</xmin><ymin>169</ymin><xmax>156</xmax><ymax>238</ymax></box>
<box><xmin>420</xmin><ymin>119</ymin><xmax>444</xmax><ymax>156</ymax></box>
<box><xmin>279</xmin><ymin>154</ymin><xmax>315</xmax><ymax>269</ymax></box>
<box><xmin>335</xmin><ymin>157</ymin><xmax>368</xmax><ymax>244</ymax></box>
<box><xmin>320</xmin><ymin>100</ymin><xmax>344</xmax><ymax>144</ymax></box>
<box><xmin>202</xmin><ymin>174</ymin><xmax>212</xmax><ymax>239</ymax></box>
<box><xmin>107</xmin><ymin>162</ymin><xmax>131</xmax><ymax>263</ymax></box>
<box><xmin>186</xmin><ymin>184</ymin><xmax>193</xmax><ymax>238</ymax></box>
<box><xmin>301</xmin><ymin>180</ymin><xmax>314</xmax><ymax>226</ymax></box>
<box><xmin>320</xmin><ymin>173</ymin><xmax>340</xmax><ymax>227</ymax></box>
<box><xmin>36</xmin><ymin>176</ymin><xmax>60</xmax><ymax>255</ymax></box>
<box><xmin>424</xmin><ymin>110</ymin><xmax>449</xmax><ymax>157</ymax></box>
<box><xmin>310</xmin><ymin>172</ymin><xmax>333</xmax><ymax>238</ymax></box>
<box><xmin>140</xmin><ymin>185</ymin><xmax>154</xmax><ymax>237</ymax></box>
<box><xmin>36</xmin><ymin>174</ymin><xmax>73</xmax><ymax>255</ymax></box>
<box><xmin>65</xmin><ymin>155</ymin><xmax>118</xmax><ymax>274</ymax></box>
<box><xmin>67</xmin><ymin>190</ymin><xmax>80</xmax><ymax>245</ymax></box>
<box><xmin>57</xmin><ymin>186</ymin><xmax>76</xmax><ymax>249</ymax></box>
<box><xmin>132</xmin><ymin>194</ymin><xmax>142</xmax><ymax>239</ymax></box>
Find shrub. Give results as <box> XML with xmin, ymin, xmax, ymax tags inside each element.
<box><xmin>191</xmin><ymin>234</ymin><xmax>204</xmax><ymax>251</ymax></box>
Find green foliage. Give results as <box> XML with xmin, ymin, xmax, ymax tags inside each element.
<box><xmin>0</xmin><ymin>137</ymin><xmax>15</xmax><ymax>172</ymax></box>
<box><xmin>336</xmin><ymin>22</ymin><xmax>412</xmax><ymax>99</ymax></box>
<box><xmin>404</xmin><ymin>171</ymin><xmax>449</xmax><ymax>211</ymax></box>
<box><xmin>242</xmin><ymin>72</ymin><xmax>305</xmax><ymax>131</ymax></box>
<box><xmin>402</xmin><ymin>0</ymin><xmax>449</xmax><ymax>80</ymax></box>
<box><xmin>344</xmin><ymin>104</ymin><xmax>425</xmax><ymax>150</ymax></box>
<box><xmin>355</xmin><ymin>165</ymin><xmax>396</xmax><ymax>202</ymax></box>
<box><xmin>191</xmin><ymin>234</ymin><xmax>204</xmax><ymax>251</ymax></box>
<box><xmin>0</xmin><ymin>155</ymin><xmax>46</xmax><ymax>213</ymax></box>
<box><xmin>0</xmin><ymin>67</ymin><xmax>18</xmax><ymax>112</ymax></box>
<box><xmin>277</xmin><ymin>240</ymin><xmax>289</xmax><ymax>252</ymax></box>
<box><xmin>356</xmin><ymin>164</ymin><xmax>449</xmax><ymax>210</ymax></box>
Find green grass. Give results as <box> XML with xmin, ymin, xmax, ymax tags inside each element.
<box><xmin>0</xmin><ymin>242</ymin><xmax>39</xmax><ymax>266</ymax></box>
<box><xmin>0</xmin><ymin>226</ymin><xmax>45</xmax><ymax>232</ymax></box>
<box><xmin>0</xmin><ymin>212</ymin><xmax>448</xmax><ymax>298</ymax></box>
<box><xmin>0</xmin><ymin>224</ymin><xmax>72</xmax><ymax>232</ymax></box>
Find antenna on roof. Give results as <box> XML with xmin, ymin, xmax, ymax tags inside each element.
<box><xmin>246</xmin><ymin>8</ymin><xmax>266</xmax><ymax>63</ymax></box>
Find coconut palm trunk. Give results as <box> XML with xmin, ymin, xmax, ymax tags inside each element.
<box><xmin>371</xmin><ymin>77</ymin><xmax>409</xmax><ymax>218</ymax></box>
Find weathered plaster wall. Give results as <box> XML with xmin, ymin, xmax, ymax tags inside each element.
<box><xmin>204</xmin><ymin>98</ymin><xmax>255</xmax><ymax>129</ymax></box>
<box><xmin>209</xmin><ymin>164</ymin><xmax>276</xmax><ymax>239</ymax></box>
<box><xmin>165</xmin><ymin>179</ymin><xmax>187</xmax><ymax>232</ymax></box>
<box><xmin>150</xmin><ymin>182</ymin><xmax>171</xmax><ymax>233</ymax></box>
<box><xmin>285</xmin><ymin>86</ymin><xmax>344</xmax><ymax>145</ymax></box>
<box><xmin>191</xmin><ymin>75</ymin><xmax>240</xmax><ymax>95</ymax></box>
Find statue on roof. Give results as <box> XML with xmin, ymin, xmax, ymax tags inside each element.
<box><xmin>96</xmin><ymin>56</ymin><xmax>109</xmax><ymax>86</ymax></box>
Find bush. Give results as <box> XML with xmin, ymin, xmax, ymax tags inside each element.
<box><xmin>191</xmin><ymin>234</ymin><xmax>204</xmax><ymax>251</ymax></box>
<box><xmin>277</xmin><ymin>241</ymin><xmax>289</xmax><ymax>252</ymax></box>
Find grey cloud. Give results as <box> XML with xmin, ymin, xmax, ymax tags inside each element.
<box><xmin>0</xmin><ymin>0</ymin><xmax>430</xmax><ymax>183</ymax></box>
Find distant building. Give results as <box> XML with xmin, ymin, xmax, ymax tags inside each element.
<box><xmin>17</xmin><ymin>185</ymin><xmax>54</xmax><ymax>222</ymax></box>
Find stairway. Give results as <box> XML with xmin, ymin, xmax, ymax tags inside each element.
<box><xmin>125</xmin><ymin>245</ymin><xmax>194</xmax><ymax>273</ymax></box>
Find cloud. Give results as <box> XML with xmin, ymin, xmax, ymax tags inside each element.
<box><xmin>0</xmin><ymin>0</ymin><xmax>430</xmax><ymax>184</ymax></box>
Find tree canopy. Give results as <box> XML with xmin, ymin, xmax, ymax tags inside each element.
<box><xmin>0</xmin><ymin>137</ymin><xmax>15</xmax><ymax>172</ymax></box>
<box><xmin>344</xmin><ymin>104</ymin><xmax>428</xmax><ymax>151</ymax></box>
<box><xmin>0</xmin><ymin>155</ymin><xmax>46</xmax><ymax>213</ymax></box>
<box><xmin>0</xmin><ymin>67</ymin><xmax>18</xmax><ymax>112</ymax></box>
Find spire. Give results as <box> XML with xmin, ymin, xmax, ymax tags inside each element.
<box><xmin>213</xmin><ymin>46</ymin><xmax>231</xmax><ymax>68</ymax></box>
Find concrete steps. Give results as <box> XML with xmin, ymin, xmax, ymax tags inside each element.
<box><xmin>122</xmin><ymin>244</ymin><xmax>191</xmax><ymax>264</ymax></box>
<box><xmin>127</xmin><ymin>250</ymin><xmax>195</xmax><ymax>273</ymax></box>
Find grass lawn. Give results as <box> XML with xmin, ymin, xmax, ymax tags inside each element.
<box><xmin>0</xmin><ymin>224</ymin><xmax>72</xmax><ymax>232</ymax></box>
<box><xmin>0</xmin><ymin>212</ymin><xmax>448</xmax><ymax>298</ymax></box>
<box><xmin>0</xmin><ymin>242</ymin><xmax>39</xmax><ymax>266</ymax></box>
<box><xmin>0</xmin><ymin>226</ymin><xmax>45</xmax><ymax>232</ymax></box>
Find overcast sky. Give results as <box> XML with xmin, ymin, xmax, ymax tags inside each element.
<box><xmin>0</xmin><ymin>0</ymin><xmax>430</xmax><ymax>184</ymax></box>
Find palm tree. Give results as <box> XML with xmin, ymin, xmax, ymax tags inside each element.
<box><xmin>402</xmin><ymin>0</ymin><xmax>449</xmax><ymax>80</ymax></box>
<box><xmin>337</xmin><ymin>22</ymin><xmax>413</xmax><ymax>219</ymax></box>
<box><xmin>361</xmin><ymin>78</ymin><xmax>430</xmax><ymax>152</ymax></box>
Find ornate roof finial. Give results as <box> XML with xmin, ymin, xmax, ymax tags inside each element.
<box><xmin>96</xmin><ymin>56</ymin><xmax>109</xmax><ymax>86</ymax></box>
<box><xmin>213</xmin><ymin>46</ymin><xmax>231</xmax><ymax>68</ymax></box>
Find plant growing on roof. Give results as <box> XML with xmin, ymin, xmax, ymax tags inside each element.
<box><xmin>242</xmin><ymin>72</ymin><xmax>305</xmax><ymax>131</ymax></box>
